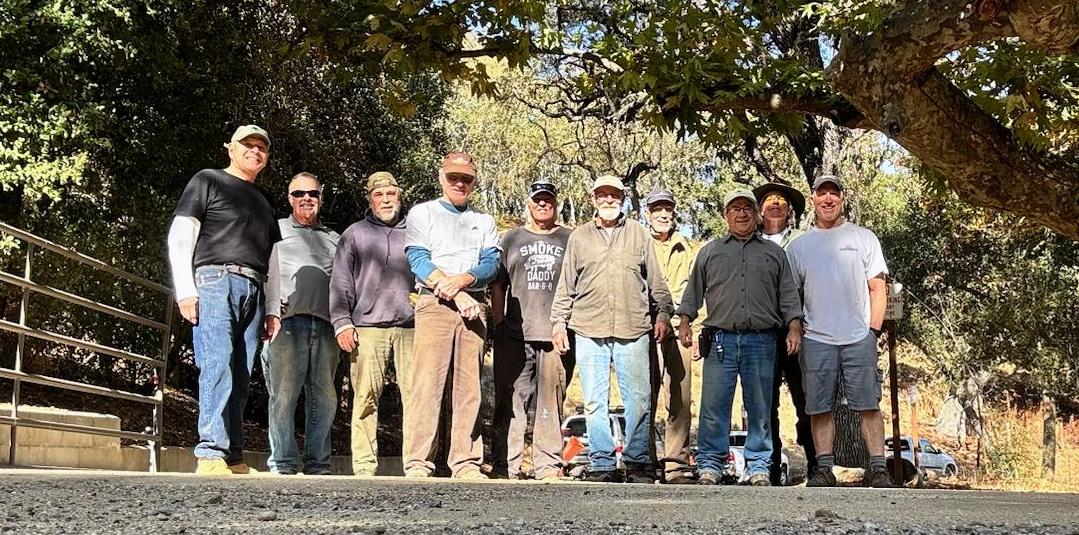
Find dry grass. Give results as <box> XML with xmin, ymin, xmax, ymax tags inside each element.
<box><xmin>560</xmin><ymin>345</ymin><xmax>1079</xmax><ymax>492</ymax></box>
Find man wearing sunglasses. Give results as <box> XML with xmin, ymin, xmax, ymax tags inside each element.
<box><xmin>489</xmin><ymin>179</ymin><xmax>573</xmax><ymax>480</ymax></box>
<box><xmin>168</xmin><ymin>125</ymin><xmax>281</xmax><ymax>475</ymax></box>
<box><xmin>329</xmin><ymin>171</ymin><xmax>415</xmax><ymax>477</ymax></box>
<box><xmin>262</xmin><ymin>172</ymin><xmax>341</xmax><ymax>475</ymax></box>
<box><xmin>753</xmin><ymin>182</ymin><xmax>815</xmax><ymax>486</ymax></box>
<box><xmin>403</xmin><ymin>152</ymin><xmax>500</xmax><ymax>479</ymax></box>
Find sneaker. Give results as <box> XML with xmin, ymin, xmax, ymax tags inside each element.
<box><xmin>453</xmin><ymin>470</ymin><xmax>488</xmax><ymax>481</ymax></box>
<box><xmin>303</xmin><ymin>468</ymin><xmax>331</xmax><ymax>476</ymax></box>
<box><xmin>404</xmin><ymin>468</ymin><xmax>430</xmax><ymax>478</ymax></box>
<box><xmin>195</xmin><ymin>458</ymin><xmax>231</xmax><ymax>476</ymax></box>
<box><xmin>270</xmin><ymin>467</ymin><xmax>297</xmax><ymax>476</ymax></box>
<box><xmin>806</xmin><ymin>466</ymin><xmax>837</xmax><ymax>487</ymax></box>
<box><xmin>623</xmin><ymin>463</ymin><xmax>656</xmax><ymax>484</ymax></box>
<box><xmin>697</xmin><ymin>470</ymin><xmax>720</xmax><ymax>485</ymax></box>
<box><xmin>352</xmin><ymin>469</ymin><xmax>376</xmax><ymax>477</ymax></box>
<box><xmin>747</xmin><ymin>473</ymin><xmax>771</xmax><ymax>486</ymax></box>
<box><xmin>580</xmin><ymin>469</ymin><xmax>621</xmax><ymax>483</ymax></box>
<box><xmin>864</xmin><ymin>467</ymin><xmax>898</xmax><ymax>488</ymax></box>
<box><xmin>227</xmin><ymin>463</ymin><xmax>257</xmax><ymax>475</ymax></box>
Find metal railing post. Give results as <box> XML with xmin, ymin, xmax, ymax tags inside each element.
<box><xmin>8</xmin><ymin>244</ymin><xmax>32</xmax><ymax>466</ymax></box>
<box><xmin>150</xmin><ymin>295</ymin><xmax>175</xmax><ymax>473</ymax></box>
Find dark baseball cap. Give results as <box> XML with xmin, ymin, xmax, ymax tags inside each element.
<box><xmin>644</xmin><ymin>186</ymin><xmax>675</xmax><ymax>207</ymax></box>
<box><xmin>529</xmin><ymin>180</ymin><xmax>557</xmax><ymax>199</ymax></box>
<box><xmin>811</xmin><ymin>174</ymin><xmax>844</xmax><ymax>191</ymax></box>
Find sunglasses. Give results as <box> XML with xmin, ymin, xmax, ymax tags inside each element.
<box><xmin>290</xmin><ymin>190</ymin><xmax>321</xmax><ymax>199</ymax></box>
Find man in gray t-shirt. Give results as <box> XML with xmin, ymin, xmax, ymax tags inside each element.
<box><xmin>490</xmin><ymin>180</ymin><xmax>573</xmax><ymax>480</ymax></box>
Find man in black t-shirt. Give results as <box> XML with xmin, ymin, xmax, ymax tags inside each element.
<box><xmin>167</xmin><ymin>124</ymin><xmax>281</xmax><ymax>475</ymax></box>
<box><xmin>490</xmin><ymin>180</ymin><xmax>574</xmax><ymax>480</ymax></box>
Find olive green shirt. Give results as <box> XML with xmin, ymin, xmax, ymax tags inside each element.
<box><xmin>551</xmin><ymin>216</ymin><xmax>674</xmax><ymax>340</ymax></box>
<box><xmin>651</xmin><ymin>231</ymin><xmax>697</xmax><ymax>327</ymax></box>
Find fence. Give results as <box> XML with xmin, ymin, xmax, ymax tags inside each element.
<box><xmin>0</xmin><ymin>221</ymin><xmax>173</xmax><ymax>471</ymax></box>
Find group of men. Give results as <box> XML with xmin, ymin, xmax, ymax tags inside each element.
<box><xmin>167</xmin><ymin>124</ymin><xmax>894</xmax><ymax>488</ymax></box>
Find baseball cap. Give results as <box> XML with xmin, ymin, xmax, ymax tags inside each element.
<box><xmin>752</xmin><ymin>182</ymin><xmax>806</xmax><ymax>218</ymax></box>
<box><xmin>591</xmin><ymin>175</ymin><xmax>625</xmax><ymax>192</ymax></box>
<box><xmin>366</xmin><ymin>171</ymin><xmax>398</xmax><ymax>192</ymax></box>
<box><xmin>723</xmin><ymin>189</ymin><xmax>759</xmax><ymax>211</ymax></box>
<box><xmin>644</xmin><ymin>185</ymin><xmax>675</xmax><ymax>207</ymax></box>
<box><xmin>441</xmin><ymin>151</ymin><xmax>477</xmax><ymax>178</ymax></box>
<box><xmin>230</xmin><ymin>125</ymin><xmax>270</xmax><ymax>146</ymax></box>
<box><xmin>529</xmin><ymin>180</ymin><xmax>557</xmax><ymax>199</ymax></box>
<box><xmin>811</xmin><ymin>174</ymin><xmax>844</xmax><ymax>191</ymax></box>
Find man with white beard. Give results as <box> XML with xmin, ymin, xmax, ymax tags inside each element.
<box><xmin>550</xmin><ymin>175</ymin><xmax>674</xmax><ymax>483</ymax></box>
<box><xmin>329</xmin><ymin>171</ymin><xmax>415</xmax><ymax>477</ymax></box>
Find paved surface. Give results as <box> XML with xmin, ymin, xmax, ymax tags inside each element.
<box><xmin>1</xmin><ymin>469</ymin><xmax>1078</xmax><ymax>534</ymax></box>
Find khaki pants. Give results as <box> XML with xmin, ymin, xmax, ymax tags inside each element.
<box><xmin>650</xmin><ymin>333</ymin><xmax>694</xmax><ymax>476</ymax></box>
<box><xmin>404</xmin><ymin>295</ymin><xmax>487</xmax><ymax>476</ymax></box>
<box><xmin>349</xmin><ymin>326</ymin><xmax>413</xmax><ymax>475</ymax></box>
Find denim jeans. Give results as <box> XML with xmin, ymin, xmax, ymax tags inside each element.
<box><xmin>192</xmin><ymin>266</ymin><xmax>264</xmax><ymax>463</ymax></box>
<box><xmin>261</xmin><ymin>314</ymin><xmax>339</xmax><ymax>474</ymax></box>
<box><xmin>577</xmin><ymin>334</ymin><xmax>651</xmax><ymax>471</ymax></box>
<box><xmin>697</xmin><ymin>330</ymin><xmax>776</xmax><ymax>477</ymax></box>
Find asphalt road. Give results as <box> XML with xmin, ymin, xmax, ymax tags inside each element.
<box><xmin>1</xmin><ymin>469</ymin><xmax>1077</xmax><ymax>534</ymax></box>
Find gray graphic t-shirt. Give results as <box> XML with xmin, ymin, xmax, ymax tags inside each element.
<box><xmin>498</xmin><ymin>226</ymin><xmax>572</xmax><ymax>341</ymax></box>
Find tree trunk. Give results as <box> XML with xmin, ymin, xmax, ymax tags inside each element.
<box><xmin>1043</xmin><ymin>394</ymin><xmax>1057</xmax><ymax>480</ymax></box>
<box><xmin>832</xmin><ymin>374</ymin><xmax>870</xmax><ymax>469</ymax></box>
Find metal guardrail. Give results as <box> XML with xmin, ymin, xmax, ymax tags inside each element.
<box><xmin>0</xmin><ymin>221</ymin><xmax>173</xmax><ymax>471</ymax></box>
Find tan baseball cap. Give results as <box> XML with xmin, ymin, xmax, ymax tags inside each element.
<box><xmin>441</xmin><ymin>152</ymin><xmax>477</xmax><ymax>178</ymax></box>
<box><xmin>367</xmin><ymin>171</ymin><xmax>398</xmax><ymax>192</ymax></box>
<box><xmin>591</xmin><ymin>175</ymin><xmax>625</xmax><ymax>192</ymax></box>
<box><xmin>723</xmin><ymin>189</ymin><xmax>759</xmax><ymax>211</ymax></box>
<box><xmin>230</xmin><ymin>124</ymin><xmax>270</xmax><ymax>146</ymax></box>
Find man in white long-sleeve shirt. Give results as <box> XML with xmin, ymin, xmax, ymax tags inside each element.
<box><xmin>167</xmin><ymin>125</ymin><xmax>281</xmax><ymax>475</ymax></box>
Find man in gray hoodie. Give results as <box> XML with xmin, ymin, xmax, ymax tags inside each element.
<box><xmin>329</xmin><ymin>171</ymin><xmax>415</xmax><ymax>477</ymax></box>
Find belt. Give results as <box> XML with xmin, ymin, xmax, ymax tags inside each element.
<box><xmin>715</xmin><ymin>327</ymin><xmax>777</xmax><ymax>336</ymax></box>
<box><xmin>205</xmin><ymin>263</ymin><xmax>267</xmax><ymax>283</ymax></box>
<box><xmin>417</xmin><ymin>287</ymin><xmax>485</xmax><ymax>298</ymax></box>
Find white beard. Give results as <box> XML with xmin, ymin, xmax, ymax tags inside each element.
<box><xmin>597</xmin><ymin>207</ymin><xmax>621</xmax><ymax>221</ymax></box>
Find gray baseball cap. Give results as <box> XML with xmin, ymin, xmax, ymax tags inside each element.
<box><xmin>723</xmin><ymin>189</ymin><xmax>759</xmax><ymax>211</ymax></box>
<box><xmin>812</xmin><ymin>174</ymin><xmax>844</xmax><ymax>191</ymax></box>
<box><xmin>644</xmin><ymin>185</ymin><xmax>676</xmax><ymax>206</ymax></box>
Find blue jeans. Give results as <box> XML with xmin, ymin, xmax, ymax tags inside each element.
<box><xmin>192</xmin><ymin>267</ymin><xmax>264</xmax><ymax>463</ymax></box>
<box><xmin>698</xmin><ymin>330</ymin><xmax>776</xmax><ymax>477</ymax></box>
<box><xmin>261</xmin><ymin>315</ymin><xmax>339</xmax><ymax>474</ymax></box>
<box><xmin>577</xmin><ymin>334</ymin><xmax>651</xmax><ymax>471</ymax></box>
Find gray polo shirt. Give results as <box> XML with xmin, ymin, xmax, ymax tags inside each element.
<box><xmin>676</xmin><ymin>233</ymin><xmax>801</xmax><ymax>331</ymax></box>
<box><xmin>266</xmin><ymin>216</ymin><xmax>340</xmax><ymax>322</ymax></box>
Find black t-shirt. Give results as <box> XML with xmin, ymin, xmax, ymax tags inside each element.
<box><xmin>174</xmin><ymin>169</ymin><xmax>281</xmax><ymax>274</ymax></box>
<box><xmin>497</xmin><ymin>226</ymin><xmax>572</xmax><ymax>341</ymax></box>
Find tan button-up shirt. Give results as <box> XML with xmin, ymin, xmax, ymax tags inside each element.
<box><xmin>651</xmin><ymin>231</ymin><xmax>697</xmax><ymax>327</ymax></box>
<box><xmin>550</xmin><ymin>216</ymin><xmax>674</xmax><ymax>340</ymax></box>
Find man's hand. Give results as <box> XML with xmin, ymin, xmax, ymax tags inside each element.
<box><xmin>337</xmin><ymin>327</ymin><xmax>358</xmax><ymax>353</ymax></box>
<box><xmin>654</xmin><ymin>319</ymin><xmax>672</xmax><ymax>342</ymax></box>
<box><xmin>678</xmin><ymin>321</ymin><xmax>693</xmax><ymax>349</ymax></box>
<box><xmin>434</xmin><ymin>273</ymin><xmax>475</xmax><ymax>300</ymax></box>
<box><xmin>263</xmin><ymin>315</ymin><xmax>281</xmax><ymax>342</ymax></box>
<box><xmin>786</xmin><ymin>319</ymin><xmax>803</xmax><ymax>356</ymax></box>
<box><xmin>453</xmin><ymin>292</ymin><xmax>484</xmax><ymax>321</ymax></box>
<box><xmin>552</xmin><ymin>328</ymin><xmax>570</xmax><ymax>355</ymax></box>
<box><xmin>178</xmin><ymin>297</ymin><xmax>199</xmax><ymax>325</ymax></box>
